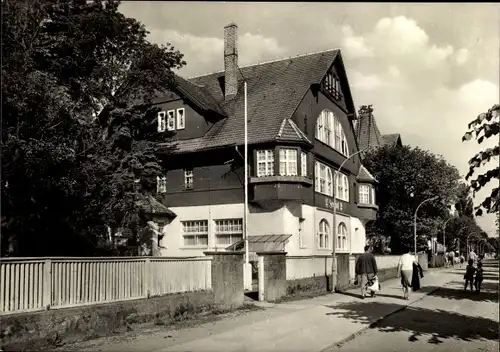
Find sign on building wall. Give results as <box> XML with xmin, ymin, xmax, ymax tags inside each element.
<box><xmin>325</xmin><ymin>198</ymin><xmax>344</xmax><ymax>212</ymax></box>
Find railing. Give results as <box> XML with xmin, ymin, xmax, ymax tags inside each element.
<box><xmin>0</xmin><ymin>257</ymin><xmax>212</xmax><ymax>315</ymax></box>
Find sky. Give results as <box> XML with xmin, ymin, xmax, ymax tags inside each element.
<box><xmin>120</xmin><ymin>2</ymin><xmax>500</xmax><ymax>237</ymax></box>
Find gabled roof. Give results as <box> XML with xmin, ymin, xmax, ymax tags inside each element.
<box><xmin>381</xmin><ymin>133</ymin><xmax>402</xmax><ymax>146</ymax></box>
<box><xmin>136</xmin><ymin>195</ymin><xmax>176</xmax><ymax>218</ymax></box>
<box><xmin>357</xmin><ymin>164</ymin><xmax>378</xmax><ymax>183</ymax></box>
<box><xmin>161</xmin><ymin>49</ymin><xmax>343</xmax><ymax>154</ymax></box>
<box><xmin>174</xmin><ymin>75</ymin><xmax>226</xmax><ymax>116</ymax></box>
<box><xmin>276</xmin><ymin>118</ymin><xmax>312</xmax><ymax>144</ymax></box>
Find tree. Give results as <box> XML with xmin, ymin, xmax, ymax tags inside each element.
<box><xmin>453</xmin><ymin>182</ymin><xmax>474</xmax><ymax>218</ymax></box>
<box><xmin>1</xmin><ymin>0</ymin><xmax>184</xmax><ymax>256</ymax></box>
<box><xmin>363</xmin><ymin>144</ymin><xmax>461</xmax><ymax>254</ymax></box>
<box><xmin>462</xmin><ymin>104</ymin><xmax>499</xmax><ymax>216</ymax></box>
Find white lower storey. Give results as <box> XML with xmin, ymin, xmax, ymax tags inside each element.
<box><xmin>156</xmin><ymin>202</ymin><xmax>368</xmax><ymax>258</ymax></box>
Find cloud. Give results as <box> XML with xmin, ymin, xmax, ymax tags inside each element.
<box><xmin>341</xmin><ymin>25</ymin><xmax>373</xmax><ymax>58</ymax></box>
<box><xmin>148</xmin><ymin>29</ymin><xmax>287</xmax><ymax>76</ymax></box>
<box><xmin>349</xmin><ymin>71</ymin><xmax>384</xmax><ymax>91</ymax></box>
<box><xmin>455</xmin><ymin>48</ymin><xmax>470</xmax><ymax>65</ymax></box>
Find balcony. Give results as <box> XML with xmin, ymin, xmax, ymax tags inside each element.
<box><xmin>249</xmin><ymin>176</ymin><xmax>313</xmax><ymax>204</ymax></box>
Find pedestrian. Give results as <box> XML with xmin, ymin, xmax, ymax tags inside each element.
<box><xmin>397</xmin><ymin>245</ymin><xmax>418</xmax><ymax>300</ymax></box>
<box><xmin>460</xmin><ymin>254</ymin><xmax>465</xmax><ymax>267</ymax></box>
<box><xmin>355</xmin><ymin>245</ymin><xmax>378</xmax><ymax>299</ymax></box>
<box><xmin>469</xmin><ymin>249</ymin><xmax>477</xmax><ymax>264</ymax></box>
<box><xmin>474</xmin><ymin>261</ymin><xmax>484</xmax><ymax>293</ymax></box>
<box><xmin>449</xmin><ymin>251</ymin><xmax>455</xmax><ymax>268</ymax></box>
<box><xmin>463</xmin><ymin>259</ymin><xmax>476</xmax><ymax>292</ymax></box>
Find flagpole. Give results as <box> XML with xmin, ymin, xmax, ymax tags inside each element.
<box><xmin>243</xmin><ymin>81</ymin><xmax>250</xmax><ymax>290</ymax></box>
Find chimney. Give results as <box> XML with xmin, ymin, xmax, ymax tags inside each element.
<box><xmin>224</xmin><ymin>23</ymin><xmax>238</xmax><ymax>100</ymax></box>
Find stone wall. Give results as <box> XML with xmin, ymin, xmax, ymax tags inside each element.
<box><xmin>258</xmin><ymin>252</ymin><xmax>287</xmax><ymax>302</ymax></box>
<box><xmin>205</xmin><ymin>251</ymin><xmax>244</xmax><ymax>309</ymax></box>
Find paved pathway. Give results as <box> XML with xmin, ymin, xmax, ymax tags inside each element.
<box><xmin>327</xmin><ymin>260</ymin><xmax>499</xmax><ymax>352</ymax></box>
<box><xmin>61</xmin><ymin>266</ymin><xmax>461</xmax><ymax>352</ymax></box>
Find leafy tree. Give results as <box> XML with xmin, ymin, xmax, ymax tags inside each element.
<box><xmin>462</xmin><ymin>104</ymin><xmax>499</xmax><ymax>216</ymax></box>
<box><xmin>363</xmin><ymin>144</ymin><xmax>461</xmax><ymax>254</ymax></box>
<box><xmin>1</xmin><ymin>0</ymin><xmax>184</xmax><ymax>256</ymax></box>
<box><xmin>453</xmin><ymin>182</ymin><xmax>474</xmax><ymax>218</ymax></box>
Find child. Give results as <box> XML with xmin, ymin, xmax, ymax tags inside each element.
<box><xmin>464</xmin><ymin>259</ymin><xmax>476</xmax><ymax>292</ymax></box>
<box><xmin>474</xmin><ymin>262</ymin><xmax>484</xmax><ymax>293</ymax></box>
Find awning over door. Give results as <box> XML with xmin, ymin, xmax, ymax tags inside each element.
<box><xmin>226</xmin><ymin>234</ymin><xmax>292</xmax><ymax>252</ymax></box>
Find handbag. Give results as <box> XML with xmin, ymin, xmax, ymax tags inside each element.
<box><xmin>367</xmin><ymin>277</ymin><xmax>380</xmax><ymax>292</ymax></box>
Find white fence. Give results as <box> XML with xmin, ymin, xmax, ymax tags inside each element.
<box><xmin>286</xmin><ymin>255</ymin><xmax>402</xmax><ymax>280</ymax></box>
<box><xmin>0</xmin><ymin>257</ymin><xmax>212</xmax><ymax>315</ymax></box>
<box><xmin>286</xmin><ymin>256</ymin><xmax>334</xmax><ymax>280</ymax></box>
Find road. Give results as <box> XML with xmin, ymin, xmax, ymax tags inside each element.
<box><xmin>330</xmin><ymin>260</ymin><xmax>499</xmax><ymax>352</ymax></box>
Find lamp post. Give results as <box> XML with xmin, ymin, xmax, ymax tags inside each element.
<box><xmin>413</xmin><ymin>196</ymin><xmax>439</xmax><ymax>256</ymax></box>
<box><xmin>330</xmin><ymin>146</ymin><xmax>372</xmax><ymax>292</ymax></box>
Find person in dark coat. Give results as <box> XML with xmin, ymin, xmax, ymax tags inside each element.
<box><xmin>411</xmin><ymin>260</ymin><xmax>424</xmax><ymax>291</ymax></box>
<box><xmin>355</xmin><ymin>245</ymin><xmax>378</xmax><ymax>299</ymax></box>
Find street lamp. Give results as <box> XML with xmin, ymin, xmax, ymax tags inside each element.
<box><xmin>330</xmin><ymin>146</ymin><xmax>372</xmax><ymax>292</ymax></box>
<box><xmin>413</xmin><ymin>196</ymin><xmax>439</xmax><ymax>256</ymax></box>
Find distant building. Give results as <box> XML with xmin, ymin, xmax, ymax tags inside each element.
<box><xmin>151</xmin><ymin>23</ymin><xmax>378</xmax><ymax>258</ymax></box>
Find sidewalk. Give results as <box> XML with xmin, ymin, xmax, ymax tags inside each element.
<box><xmin>62</xmin><ymin>267</ymin><xmax>459</xmax><ymax>352</ymax></box>
<box><xmin>153</xmin><ymin>268</ymin><xmax>458</xmax><ymax>352</ymax></box>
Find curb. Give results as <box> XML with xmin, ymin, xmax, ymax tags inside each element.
<box><xmin>320</xmin><ymin>284</ymin><xmax>445</xmax><ymax>351</ymax></box>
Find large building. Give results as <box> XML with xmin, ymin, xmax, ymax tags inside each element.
<box><xmin>152</xmin><ymin>24</ymin><xmax>378</xmax><ymax>258</ymax></box>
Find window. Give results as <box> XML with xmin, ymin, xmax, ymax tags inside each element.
<box><xmin>372</xmin><ymin>187</ymin><xmax>376</xmax><ymax>204</ymax></box>
<box><xmin>279</xmin><ymin>149</ymin><xmax>298</xmax><ymax>176</ymax></box>
<box><xmin>256</xmin><ymin>150</ymin><xmax>274</xmax><ymax>177</ymax></box>
<box><xmin>167</xmin><ymin>110</ymin><xmax>175</xmax><ymax>131</ymax></box>
<box><xmin>318</xmin><ymin>219</ymin><xmax>330</xmax><ymax>249</ymax></box>
<box><xmin>315</xmin><ymin>161</ymin><xmax>333</xmax><ymax>196</ymax></box>
<box><xmin>336</xmin><ymin>172</ymin><xmax>349</xmax><ymax>202</ymax></box>
<box><xmin>337</xmin><ymin>222</ymin><xmax>348</xmax><ymax>250</ymax></box>
<box><xmin>315</xmin><ymin>110</ymin><xmax>349</xmax><ymax>156</ymax></box>
<box><xmin>215</xmin><ymin>219</ymin><xmax>243</xmax><ymax>246</ymax></box>
<box><xmin>157</xmin><ymin>176</ymin><xmax>167</xmax><ymax>193</ymax></box>
<box><xmin>184</xmin><ymin>169</ymin><xmax>193</xmax><ymax>189</ymax></box>
<box><xmin>359</xmin><ymin>185</ymin><xmax>371</xmax><ymax>204</ymax></box>
<box><xmin>157</xmin><ymin>111</ymin><xmax>166</xmax><ymax>132</ymax></box>
<box><xmin>176</xmin><ymin>108</ymin><xmax>185</xmax><ymax>130</ymax></box>
<box><xmin>182</xmin><ymin>220</ymin><xmax>208</xmax><ymax>247</ymax></box>
<box><xmin>323</xmin><ymin>72</ymin><xmax>342</xmax><ymax>100</ymax></box>
<box><xmin>301</xmin><ymin>152</ymin><xmax>307</xmax><ymax>177</ymax></box>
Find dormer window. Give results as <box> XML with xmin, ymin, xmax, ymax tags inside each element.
<box><xmin>157</xmin><ymin>175</ymin><xmax>167</xmax><ymax>193</ymax></box>
<box><xmin>323</xmin><ymin>71</ymin><xmax>342</xmax><ymax>100</ymax></box>
<box><xmin>176</xmin><ymin>108</ymin><xmax>185</xmax><ymax>130</ymax></box>
<box><xmin>157</xmin><ymin>111</ymin><xmax>166</xmax><ymax>132</ymax></box>
<box><xmin>167</xmin><ymin>110</ymin><xmax>175</xmax><ymax>131</ymax></box>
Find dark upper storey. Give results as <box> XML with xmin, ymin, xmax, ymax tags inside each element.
<box><xmin>153</xmin><ymin>24</ymin><xmax>377</xmax><ymax>219</ymax></box>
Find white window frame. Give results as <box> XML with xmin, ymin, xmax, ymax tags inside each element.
<box><xmin>337</xmin><ymin>222</ymin><xmax>348</xmax><ymax>251</ymax></box>
<box><xmin>184</xmin><ymin>169</ymin><xmax>193</xmax><ymax>189</ymax></box>
<box><xmin>167</xmin><ymin>110</ymin><xmax>176</xmax><ymax>131</ymax></box>
<box><xmin>157</xmin><ymin>111</ymin><xmax>166</xmax><ymax>132</ymax></box>
<box><xmin>359</xmin><ymin>184</ymin><xmax>371</xmax><ymax>204</ymax></box>
<box><xmin>279</xmin><ymin>148</ymin><xmax>298</xmax><ymax>176</ymax></box>
<box><xmin>214</xmin><ymin>219</ymin><xmax>243</xmax><ymax>247</ymax></box>
<box><xmin>182</xmin><ymin>220</ymin><xmax>209</xmax><ymax>247</ymax></box>
<box><xmin>301</xmin><ymin>152</ymin><xmax>307</xmax><ymax>177</ymax></box>
<box><xmin>256</xmin><ymin>150</ymin><xmax>275</xmax><ymax>177</ymax></box>
<box><xmin>176</xmin><ymin>108</ymin><xmax>186</xmax><ymax>130</ymax></box>
<box><xmin>315</xmin><ymin>110</ymin><xmax>349</xmax><ymax>157</ymax></box>
<box><xmin>315</xmin><ymin>161</ymin><xmax>333</xmax><ymax>196</ymax></box>
<box><xmin>371</xmin><ymin>187</ymin><xmax>376</xmax><ymax>204</ymax></box>
<box><xmin>318</xmin><ymin>219</ymin><xmax>330</xmax><ymax>249</ymax></box>
<box><xmin>157</xmin><ymin>176</ymin><xmax>167</xmax><ymax>194</ymax></box>
<box><xmin>336</xmin><ymin>172</ymin><xmax>349</xmax><ymax>202</ymax></box>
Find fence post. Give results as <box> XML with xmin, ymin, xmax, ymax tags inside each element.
<box><xmin>144</xmin><ymin>258</ymin><xmax>151</xmax><ymax>298</ymax></box>
<box><xmin>43</xmin><ymin>259</ymin><xmax>52</xmax><ymax>310</ymax></box>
